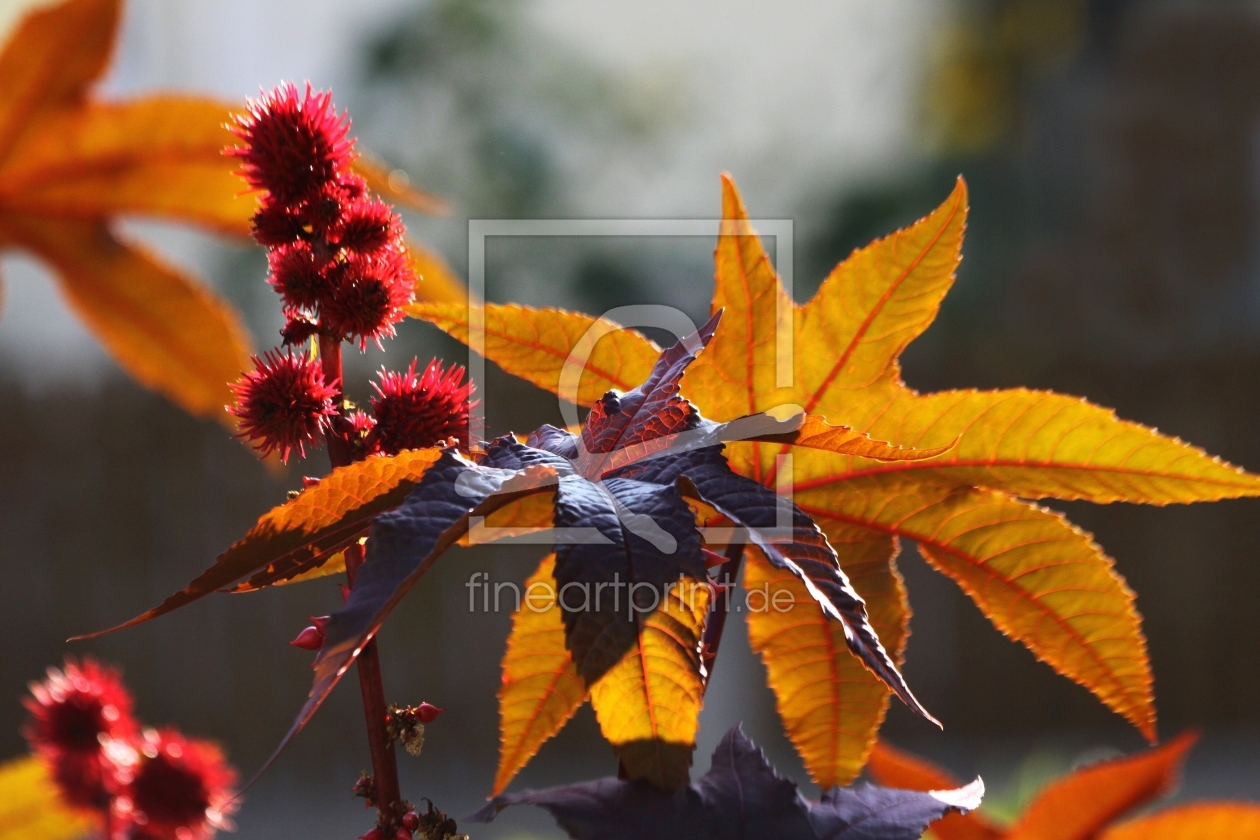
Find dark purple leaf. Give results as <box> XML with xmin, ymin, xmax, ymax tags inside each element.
<box><xmin>471</xmin><ymin>724</ymin><xmax>981</xmax><ymax>840</ymax></box>
<box><xmin>579</xmin><ymin>311</ymin><xmax>721</xmax><ymax>459</ymax></box>
<box><xmin>616</xmin><ymin>447</ymin><xmax>937</xmax><ymax>726</ymax></box>
<box><xmin>553</xmin><ymin>473</ymin><xmax>707</xmax><ymax>683</ymax></box>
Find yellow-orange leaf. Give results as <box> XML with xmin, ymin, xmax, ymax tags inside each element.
<box><xmin>0</xmin><ymin>215</ymin><xmax>251</xmax><ymax>420</ymax></box>
<box><xmin>405</xmin><ymin>239</ymin><xmax>468</xmax><ymax>305</ymax></box>
<box><xmin>800</xmin><ymin>388</ymin><xmax>1260</xmax><ymax>505</ymax></box>
<box><xmin>777</xmin><ymin>413</ymin><xmax>955</xmax><ymax>462</ymax></box>
<box><xmin>866</xmin><ymin>741</ymin><xmax>1006</xmax><ymax>840</ymax></box>
<box><xmin>589</xmin><ymin>580</ymin><xmax>710</xmax><ymax>791</ymax></box>
<box><xmin>1005</xmin><ymin>731</ymin><xmax>1198</xmax><ymax>840</ymax></box>
<box><xmin>1</xmin><ymin>98</ymin><xmax>254</xmax><ymax>236</ymax></box>
<box><xmin>74</xmin><ymin>448</ymin><xmax>443</xmax><ymax>637</ymax></box>
<box><xmin>494</xmin><ymin>553</ymin><xmax>587</xmax><ymax>796</ymax></box>
<box><xmin>791</xmin><ymin>477</ymin><xmax>1154</xmax><ymax>738</ymax></box>
<box><xmin>410</xmin><ymin>302</ymin><xmax>660</xmax><ymax>407</ymax></box>
<box><xmin>0</xmin><ymin>755</ymin><xmax>96</xmax><ymax>840</ymax></box>
<box><xmin>1100</xmin><ymin>803</ymin><xmax>1260</xmax><ymax>840</ymax></box>
<box><xmin>744</xmin><ymin>523</ymin><xmax>905</xmax><ymax>788</ymax></box>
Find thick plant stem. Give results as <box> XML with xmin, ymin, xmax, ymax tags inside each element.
<box><xmin>700</xmin><ymin>540</ymin><xmax>745</xmax><ymax>696</ymax></box>
<box><xmin>319</xmin><ymin>335</ymin><xmax>403</xmax><ymax>824</ymax></box>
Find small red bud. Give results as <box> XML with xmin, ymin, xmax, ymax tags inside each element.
<box><xmin>401</xmin><ymin>812</ymin><xmax>419</xmax><ymax>831</ymax></box>
<box><xmin>288</xmin><ymin>625</ymin><xmax>325</xmax><ymax>650</ymax></box>
<box><xmin>302</xmin><ymin>476</ymin><xmax>322</xmax><ymax>489</ymax></box>
<box><xmin>417</xmin><ymin>702</ymin><xmax>443</xmax><ymax>723</ymax></box>
<box><xmin>310</xmin><ymin>615</ymin><xmax>330</xmax><ymax>632</ymax></box>
<box><xmin>359</xmin><ymin>829</ymin><xmax>382</xmax><ymax>840</ymax></box>
<box><xmin>395</xmin><ymin>829</ymin><xmax>412</xmax><ymax>840</ymax></box>
<box><xmin>702</xmin><ymin>548</ymin><xmax>727</xmax><ymax>568</ymax></box>
<box><xmin>340</xmin><ymin>584</ymin><xmax>351</xmax><ymax>602</ymax></box>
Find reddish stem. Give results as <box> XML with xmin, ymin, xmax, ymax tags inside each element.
<box><xmin>319</xmin><ymin>334</ymin><xmax>403</xmax><ymax>824</ymax></box>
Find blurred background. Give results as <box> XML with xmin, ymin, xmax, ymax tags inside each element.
<box><xmin>3</xmin><ymin>0</ymin><xmax>1260</xmax><ymax>835</ymax></box>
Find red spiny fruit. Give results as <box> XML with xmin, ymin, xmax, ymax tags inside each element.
<box><xmin>280</xmin><ymin>317</ymin><xmax>319</xmax><ymax>347</ymax></box>
<box><xmin>228</xmin><ymin>350</ymin><xmax>339</xmax><ymax>462</ymax></box>
<box><xmin>319</xmin><ymin>249</ymin><xmax>415</xmax><ymax>349</ymax></box>
<box><xmin>24</xmin><ymin>659</ymin><xmax>136</xmax><ymax>810</ymax></box>
<box><xmin>367</xmin><ymin>359</ymin><xmax>474</xmax><ymax>455</ymax></box>
<box><xmin>230</xmin><ymin>82</ymin><xmax>354</xmax><ymax>203</ymax></box>
<box><xmin>250</xmin><ymin>195</ymin><xmax>306</xmax><ymax>247</ymax></box>
<box><xmin>117</xmin><ymin>730</ymin><xmax>237</xmax><ymax>840</ymax></box>
<box><xmin>336</xmin><ymin>197</ymin><xmax>398</xmax><ymax>254</ymax></box>
<box><xmin>268</xmin><ymin>242</ymin><xmax>333</xmax><ymax>313</ymax></box>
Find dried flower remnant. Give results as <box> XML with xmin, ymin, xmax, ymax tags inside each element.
<box><xmin>228</xmin><ymin>350</ymin><xmax>339</xmax><ymax>462</ymax></box>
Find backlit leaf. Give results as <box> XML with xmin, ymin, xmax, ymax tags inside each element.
<box><xmin>588</xmin><ymin>577</ymin><xmax>710</xmax><ymax>791</ymax></box>
<box><xmin>409</xmin><ymin>301</ymin><xmax>660</xmax><ymax>407</ymax></box>
<box><xmin>0</xmin><ymin>754</ymin><xmax>96</xmax><ymax>840</ymax></box>
<box><xmin>865</xmin><ymin>741</ymin><xmax>1006</xmax><ymax>840</ymax></box>
<box><xmin>353</xmin><ymin>155</ymin><xmax>449</xmax><ymax>215</ymax></box>
<box><xmin>792</xmin><ymin>388</ymin><xmax>1260</xmax><ymax>505</ymax></box>
<box><xmin>494</xmin><ymin>553</ymin><xmax>586</xmax><ymax>796</ymax></box>
<box><xmin>73</xmin><ymin>448</ymin><xmax>444</xmax><ymax>638</ymax></box>
<box><xmin>1005</xmin><ymin>731</ymin><xmax>1198</xmax><ymax>840</ymax></box>
<box><xmin>744</xmin><ymin>525</ymin><xmax>907</xmax><ymax>789</ymax></box>
<box><xmin>792</xmin><ymin>475</ymin><xmax>1154</xmax><ymax>739</ymax></box>
<box><xmin>405</xmin><ymin>239</ymin><xmax>468</xmax><ymax>304</ymax></box>
<box><xmin>1100</xmin><ymin>803</ymin><xmax>1260</xmax><ymax>840</ymax></box>
<box><xmin>0</xmin><ymin>215</ymin><xmax>251</xmax><ymax>420</ymax></box>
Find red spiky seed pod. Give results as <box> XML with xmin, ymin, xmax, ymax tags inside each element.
<box><xmin>228</xmin><ymin>350</ymin><xmax>339</xmax><ymax>462</ymax></box>
<box><xmin>116</xmin><ymin>730</ymin><xmax>237</xmax><ymax>840</ymax></box>
<box><xmin>250</xmin><ymin>196</ymin><xmax>307</xmax><ymax>248</ymax></box>
<box><xmin>229</xmin><ymin>82</ymin><xmax>355</xmax><ymax>204</ymax></box>
<box><xmin>268</xmin><ymin>242</ymin><xmax>333</xmax><ymax>313</ymax></box>
<box><xmin>336</xmin><ymin>197</ymin><xmax>398</xmax><ymax>254</ymax></box>
<box><xmin>24</xmin><ymin>658</ymin><xmax>137</xmax><ymax>810</ymax></box>
<box><xmin>280</xmin><ymin>317</ymin><xmax>320</xmax><ymax>347</ymax></box>
<box><xmin>367</xmin><ymin>359</ymin><xmax>474</xmax><ymax>455</ymax></box>
<box><xmin>319</xmin><ymin>250</ymin><xmax>415</xmax><ymax>349</ymax></box>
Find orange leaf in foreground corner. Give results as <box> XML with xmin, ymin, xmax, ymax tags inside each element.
<box><xmin>0</xmin><ymin>0</ymin><xmax>460</xmax><ymax>420</ymax></box>
<box><xmin>1100</xmin><ymin>803</ymin><xmax>1260</xmax><ymax>840</ymax></box>
<box><xmin>0</xmin><ymin>754</ymin><xmax>97</xmax><ymax>840</ymax></box>
<box><xmin>1005</xmin><ymin>730</ymin><xmax>1199</xmax><ymax>840</ymax></box>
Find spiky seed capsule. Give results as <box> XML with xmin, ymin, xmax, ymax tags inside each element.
<box><xmin>367</xmin><ymin>359</ymin><xmax>475</xmax><ymax>455</ymax></box>
<box><xmin>319</xmin><ymin>249</ymin><xmax>415</xmax><ymax>349</ymax></box>
<box><xmin>24</xmin><ymin>659</ymin><xmax>137</xmax><ymax>810</ymax></box>
<box><xmin>230</xmin><ymin>82</ymin><xmax>355</xmax><ymax>203</ymax></box>
<box><xmin>228</xmin><ymin>350</ymin><xmax>339</xmax><ymax>462</ymax></box>
<box><xmin>119</xmin><ymin>729</ymin><xmax>237</xmax><ymax>840</ymax></box>
<box><xmin>268</xmin><ymin>242</ymin><xmax>332</xmax><ymax>313</ymax></box>
<box><xmin>336</xmin><ymin>198</ymin><xmax>398</xmax><ymax>254</ymax></box>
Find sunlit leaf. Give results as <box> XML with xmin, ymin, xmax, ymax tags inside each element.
<box><xmin>866</xmin><ymin>741</ymin><xmax>1007</xmax><ymax>840</ymax></box>
<box><xmin>589</xmin><ymin>577</ymin><xmax>710</xmax><ymax>791</ymax></box>
<box><xmin>73</xmin><ymin>448</ymin><xmax>444</xmax><ymax>638</ymax></box>
<box><xmin>409</xmin><ymin>301</ymin><xmax>660</xmax><ymax>407</ymax></box>
<box><xmin>0</xmin><ymin>216</ymin><xmax>251</xmax><ymax>420</ymax></box>
<box><xmin>1005</xmin><ymin>731</ymin><xmax>1198</xmax><ymax>840</ymax></box>
<box><xmin>493</xmin><ymin>553</ymin><xmax>587</xmax><ymax>796</ymax></box>
<box><xmin>405</xmin><ymin>239</ymin><xmax>468</xmax><ymax>304</ymax></box>
<box><xmin>1099</xmin><ymin>803</ymin><xmax>1260</xmax><ymax>840</ymax></box>
<box><xmin>352</xmin><ymin>155</ymin><xmax>449</xmax><ymax>215</ymax></box>
<box><xmin>743</xmin><ymin>525</ymin><xmax>907</xmax><ymax>789</ymax></box>
<box><xmin>791</xmin><ymin>475</ymin><xmax>1154</xmax><ymax>739</ymax></box>
<box><xmin>0</xmin><ymin>755</ymin><xmax>96</xmax><ymax>840</ymax></box>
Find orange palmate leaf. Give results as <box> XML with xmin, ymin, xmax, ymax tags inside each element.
<box><xmin>406</xmin><ymin>239</ymin><xmax>468</xmax><ymax>305</ymax></box>
<box><xmin>783</xmin><ymin>471</ymin><xmax>1154</xmax><ymax>739</ymax></box>
<box><xmin>353</xmin><ymin>155</ymin><xmax>449</xmax><ymax>216</ymax></box>
<box><xmin>0</xmin><ymin>754</ymin><xmax>97</xmax><ymax>840</ymax></box>
<box><xmin>72</xmin><ymin>448</ymin><xmax>442</xmax><ymax>638</ymax></box>
<box><xmin>588</xmin><ymin>580</ymin><xmax>710</xmax><ymax>791</ymax></box>
<box><xmin>744</xmin><ymin>523</ymin><xmax>906</xmax><ymax>788</ymax></box>
<box><xmin>493</xmin><ymin>553</ymin><xmax>587</xmax><ymax>796</ymax></box>
<box><xmin>1005</xmin><ymin>731</ymin><xmax>1198</xmax><ymax>840</ymax></box>
<box><xmin>1100</xmin><ymin>803</ymin><xmax>1260</xmax><ymax>840</ymax></box>
<box><xmin>410</xmin><ymin>302</ymin><xmax>661</xmax><ymax>407</ymax></box>
<box><xmin>865</xmin><ymin>741</ymin><xmax>1006</xmax><ymax>840</ymax></box>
